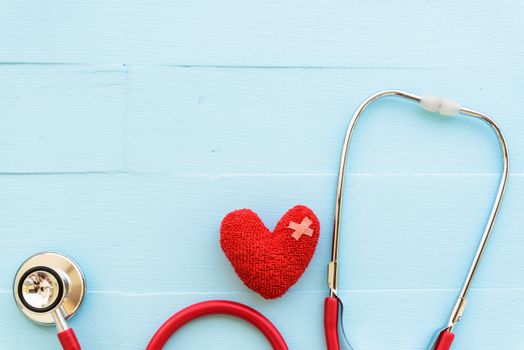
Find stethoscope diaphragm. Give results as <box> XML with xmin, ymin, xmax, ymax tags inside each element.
<box><xmin>13</xmin><ymin>252</ymin><xmax>86</xmax><ymax>327</ymax></box>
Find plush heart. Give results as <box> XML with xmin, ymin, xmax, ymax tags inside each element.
<box><xmin>220</xmin><ymin>205</ymin><xmax>320</xmax><ymax>299</ymax></box>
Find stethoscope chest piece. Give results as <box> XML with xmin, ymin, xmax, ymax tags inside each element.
<box><xmin>13</xmin><ymin>252</ymin><xmax>86</xmax><ymax>326</ymax></box>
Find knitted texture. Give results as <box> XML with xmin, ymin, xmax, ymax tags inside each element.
<box><xmin>220</xmin><ymin>205</ymin><xmax>320</xmax><ymax>299</ymax></box>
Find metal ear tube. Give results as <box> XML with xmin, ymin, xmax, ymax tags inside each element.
<box><xmin>325</xmin><ymin>90</ymin><xmax>509</xmax><ymax>350</ymax></box>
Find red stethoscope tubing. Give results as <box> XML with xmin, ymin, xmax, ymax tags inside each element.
<box><xmin>433</xmin><ymin>330</ymin><xmax>455</xmax><ymax>350</ymax></box>
<box><xmin>324</xmin><ymin>297</ymin><xmax>340</xmax><ymax>350</ymax></box>
<box><xmin>57</xmin><ymin>329</ymin><xmax>81</xmax><ymax>350</ymax></box>
<box><xmin>146</xmin><ymin>300</ymin><xmax>288</xmax><ymax>350</ymax></box>
<box><xmin>56</xmin><ymin>298</ymin><xmax>452</xmax><ymax>350</ymax></box>
<box><xmin>55</xmin><ymin>300</ymin><xmax>288</xmax><ymax>350</ymax></box>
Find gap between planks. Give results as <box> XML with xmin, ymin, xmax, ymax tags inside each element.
<box><xmin>0</xmin><ymin>62</ymin><xmax>454</xmax><ymax>70</ymax></box>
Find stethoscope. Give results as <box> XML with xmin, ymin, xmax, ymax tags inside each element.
<box><xmin>12</xmin><ymin>90</ymin><xmax>508</xmax><ymax>350</ymax></box>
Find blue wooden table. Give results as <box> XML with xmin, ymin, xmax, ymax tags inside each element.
<box><xmin>1</xmin><ymin>1</ymin><xmax>523</xmax><ymax>349</ymax></box>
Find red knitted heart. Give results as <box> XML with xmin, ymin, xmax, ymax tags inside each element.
<box><xmin>220</xmin><ymin>205</ymin><xmax>320</xmax><ymax>299</ymax></box>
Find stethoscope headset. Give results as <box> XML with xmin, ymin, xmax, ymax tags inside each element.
<box><xmin>12</xmin><ymin>90</ymin><xmax>508</xmax><ymax>350</ymax></box>
<box><xmin>324</xmin><ymin>90</ymin><xmax>508</xmax><ymax>350</ymax></box>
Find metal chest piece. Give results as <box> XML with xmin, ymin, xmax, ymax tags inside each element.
<box><xmin>13</xmin><ymin>252</ymin><xmax>86</xmax><ymax>326</ymax></box>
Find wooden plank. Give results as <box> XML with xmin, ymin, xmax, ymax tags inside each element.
<box><xmin>0</xmin><ymin>0</ymin><xmax>522</xmax><ymax>66</ymax></box>
<box><xmin>126</xmin><ymin>66</ymin><xmax>523</xmax><ymax>174</ymax></box>
<box><xmin>1</xmin><ymin>174</ymin><xmax>520</xmax><ymax>293</ymax></box>
<box><xmin>1</xmin><ymin>65</ymin><xmax>520</xmax><ymax>174</ymax></box>
<box><xmin>0</xmin><ymin>64</ymin><xmax>126</xmax><ymax>172</ymax></box>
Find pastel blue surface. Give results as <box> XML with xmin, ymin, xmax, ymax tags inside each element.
<box><xmin>0</xmin><ymin>1</ymin><xmax>523</xmax><ymax>349</ymax></box>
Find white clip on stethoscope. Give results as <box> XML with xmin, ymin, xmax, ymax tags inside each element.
<box><xmin>13</xmin><ymin>90</ymin><xmax>508</xmax><ymax>350</ymax></box>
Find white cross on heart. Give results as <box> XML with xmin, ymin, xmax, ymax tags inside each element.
<box><xmin>288</xmin><ymin>217</ymin><xmax>313</xmax><ymax>240</ymax></box>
